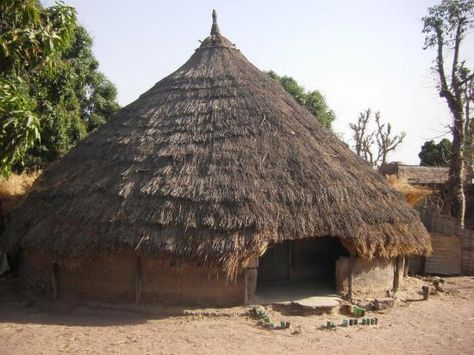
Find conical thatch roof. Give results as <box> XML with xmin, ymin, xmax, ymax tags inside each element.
<box><xmin>4</xmin><ymin>13</ymin><xmax>430</xmax><ymax>275</ymax></box>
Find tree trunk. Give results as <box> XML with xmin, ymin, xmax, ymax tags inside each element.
<box><xmin>465</xmin><ymin>103</ymin><xmax>473</xmax><ymax>180</ymax></box>
<box><xmin>448</xmin><ymin>109</ymin><xmax>466</xmax><ymax>229</ymax></box>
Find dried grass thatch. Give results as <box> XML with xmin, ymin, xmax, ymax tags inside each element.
<box><xmin>3</xmin><ymin>15</ymin><xmax>431</xmax><ymax>276</ymax></box>
<box><xmin>0</xmin><ymin>172</ymin><xmax>41</xmax><ymax>212</ymax></box>
<box><xmin>386</xmin><ymin>175</ymin><xmax>432</xmax><ymax>207</ymax></box>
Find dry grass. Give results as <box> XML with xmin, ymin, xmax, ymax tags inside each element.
<box><xmin>386</xmin><ymin>175</ymin><xmax>432</xmax><ymax>207</ymax></box>
<box><xmin>3</xmin><ymin>23</ymin><xmax>431</xmax><ymax>276</ymax></box>
<box><xmin>0</xmin><ymin>172</ymin><xmax>41</xmax><ymax>211</ymax></box>
<box><xmin>0</xmin><ymin>172</ymin><xmax>41</xmax><ymax>198</ymax></box>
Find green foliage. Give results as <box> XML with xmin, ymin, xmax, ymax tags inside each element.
<box><xmin>17</xmin><ymin>25</ymin><xmax>120</xmax><ymax>171</ymax></box>
<box><xmin>0</xmin><ymin>77</ymin><xmax>40</xmax><ymax>176</ymax></box>
<box><xmin>0</xmin><ymin>1</ymin><xmax>120</xmax><ymax>175</ymax></box>
<box><xmin>419</xmin><ymin>139</ymin><xmax>452</xmax><ymax>166</ymax></box>
<box><xmin>0</xmin><ymin>0</ymin><xmax>76</xmax><ymax>74</ymax></box>
<box><xmin>422</xmin><ymin>0</ymin><xmax>474</xmax><ymax>50</ymax></box>
<box><xmin>267</xmin><ymin>71</ymin><xmax>335</xmax><ymax>129</ymax></box>
<box><xmin>0</xmin><ymin>0</ymin><xmax>77</xmax><ymax>177</ymax></box>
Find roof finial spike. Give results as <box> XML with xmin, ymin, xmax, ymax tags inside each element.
<box><xmin>212</xmin><ymin>9</ymin><xmax>217</xmax><ymax>24</ymax></box>
<box><xmin>211</xmin><ymin>9</ymin><xmax>220</xmax><ymax>35</ymax></box>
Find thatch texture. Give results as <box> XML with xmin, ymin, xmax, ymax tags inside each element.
<box><xmin>0</xmin><ymin>172</ymin><xmax>41</xmax><ymax>214</ymax></box>
<box><xmin>3</xmin><ymin>17</ymin><xmax>431</xmax><ymax>276</ymax></box>
<box><xmin>386</xmin><ymin>175</ymin><xmax>432</xmax><ymax>207</ymax></box>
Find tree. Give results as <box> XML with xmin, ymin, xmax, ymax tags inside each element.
<box><xmin>267</xmin><ymin>71</ymin><xmax>336</xmax><ymax>129</ymax></box>
<box><xmin>17</xmin><ymin>25</ymin><xmax>120</xmax><ymax>171</ymax></box>
<box><xmin>461</xmin><ymin>67</ymin><xmax>474</xmax><ymax>177</ymax></box>
<box><xmin>0</xmin><ymin>1</ymin><xmax>120</xmax><ymax>174</ymax></box>
<box><xmin>0</xmin><ymin>0</ymin><xmax>76</xmax><ymax>176</ymax></box>
<box><xmin>349</xmin><ymin>109</ymin><xmax>405</xmax><ymax>168</ymax></box>
<box><xmin>419</xmin><ymin>139</ymin><xmax>452</xmax><ymax>166</ymax></box>
<box><xmin>422</xmin><ymin>0</ymin><xmax>474</xmax><ymax>227</ymax></box>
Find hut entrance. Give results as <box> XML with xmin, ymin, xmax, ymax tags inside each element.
<box><xmin>255</xmin><ymin>237</ymin><xmax>349</xmax><ymax>302</ymax></box>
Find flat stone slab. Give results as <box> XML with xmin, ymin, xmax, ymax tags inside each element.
<box><xmin>251</xmin><ymin>294</ymin><xmax>342</xmax><ymax>316</ymax></box>
<box><xmin>250</xmin><ymin>280</ymin><xmax>342</xmax><ymax>315</ymax></box>
<box><xmin>275</xmin><ymin>295</ymin><xmax>340</xmax><ymax>308</ymax></box>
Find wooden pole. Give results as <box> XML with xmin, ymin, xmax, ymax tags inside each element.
<box><xmin>135</xmin><ymin>256</ymin><xmax>142</xmax><ymax>305</ymax></box>
<box><xmin>288</xmin><ymin>241</ymin><xmax>293</xmax><ymax>280</ymax></box>
<box><xmin>51</xmin><ymin>263</ymin><xmax>59</xmax><ymax>301</ymax></box>
<box><xmin>403</xmin><ymin>256</ymin><xmax>410</xmax><ymax>277</ymax></box>
<box><xmin>393</xmin><ymin>257</ymin><xmax>402</xmax><ymax>293</ymax></box>
<box><xmin>244</xmin><ymin>269</ymin><xmax>248</xmax><ymax>304</ymax></box>
<box><xmin>348</xmin><ymin>255</ymin><xmax>355</xmax><ymax>301</ymax></box>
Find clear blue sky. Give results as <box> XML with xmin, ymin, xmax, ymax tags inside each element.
<box><xmin>44</xmin><ymin>0</ymin><xmax>473</xmax><ymax>164</ymax></box>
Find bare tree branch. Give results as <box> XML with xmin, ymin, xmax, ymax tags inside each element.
<box><xmin>349</xmin><ymin>109</ymin><xmax>405</xmax><ymax>168</ymax></box>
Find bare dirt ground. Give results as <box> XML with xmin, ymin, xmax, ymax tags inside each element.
<box><xmin>0</xmin><ymin>276</ymin><xmax>473</xmax><ymax>355</ymax></box>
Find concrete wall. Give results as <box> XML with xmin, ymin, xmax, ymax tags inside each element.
<box><xmin>22</xmin><ymin>251</ymin><xmax>246</xmax><ymax>306</ymax></box>
<box><xmin>335</xmin><ymin>257</ymin><xmax>395</xmax><ymax>297</ymax></box>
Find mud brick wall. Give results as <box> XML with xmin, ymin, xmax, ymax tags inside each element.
<box><xmin>408</xmin><ymin>255</ymin><xmax>425</xmax><ymax>274</ymax></box>
<box><xmin>397</xmin><ymin>166</ymin><xmax>449</xmax><ymax>184</ymax></box>
<box><xmin>424</xmin><ymin>233</ymin><xmax>461</xmax><ymax>275</ymax></box>
<box><xmin>22</xmin><ymin>251</ymin><xmax>246</xmax><ymax>305</ymax></box>
<box><xmin>335</xmin><ymin>257</ymin><xmax>395</xmax><ymax>297</ymax></box>
<box><xmin>460</xmin><ymin>227</ymin><xmax>474</xmax><ymax>275</ymax></box>
<box><xmin>23</xmin><ymin>252</ymin><xmax>136</xmax><ymax>302</ymax></box>
<box><xmin>420</xmin><ymin>213</ymin><xmax>474</xmax><ymax>276</ymax></box>
<box><xmin>142</xmin><ymin>258</ymin><xmax>245</xmax><ymax>306</ymax></box>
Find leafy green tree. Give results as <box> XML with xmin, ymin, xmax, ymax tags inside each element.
<box><xmin>18</xmin><ymin>25</ymin><xmax>120</xmax><ymax>170</ymax></box>
<box><xmin>267</xmin><ymin>71</ymin><xmax>335</xmax><ymax>129</ymax></box>
<box><xmin>0</xmin><ymin>0</ymin><xmax>76</xmax><ymax>176</ymax></box>
<box><xmin>0</xmin><ymin>1</ymin><xmax>120</xmax><ymax>174</ymax></box>
<box><xmin>419</xmin><ymin>139</ymin><xmax>452</xmax><ymax>166</ymax></box>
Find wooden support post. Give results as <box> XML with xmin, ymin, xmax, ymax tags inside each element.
<box><xmin>348</xmin><ymin>255</ymin><xmax>355</xmax><ymax>301</ymax></box>
<box><xmin>288</xmin><ymin>241</ymin><xmax>293</xmax><ymax>280</ymax></box>
<box><xmin>393</xmin><ymin>257</ymin><xmax>402</xmax><ymax>293</ymax></box>
<box><xmin>244</xmin><ymin>269</ymin><xmax>248</xmax><ymax>305</ymax></box>
<box><xmin>422</xmin><ymin>286</ymin><xmax>430</xmax><ymax>300</ymax></box>
<box><xmin>403</xmin><ymin>256</ymin><xmax>410</xmax><ymax>277</ymax></box>
<box><xmin>135</xmin><ymin>256</ymin><xmax>142</xmax><ymax>305</ymax></box>
<box><xmin>51</xmin><ymin>262</ymin><xmax>59</xmax><ymax>301</ymax></box>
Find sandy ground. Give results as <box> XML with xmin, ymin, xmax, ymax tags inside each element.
<box><xmin>0</xmin><ymin>276</ymin><xmax>473</xmax><ymax>355</ymax></box>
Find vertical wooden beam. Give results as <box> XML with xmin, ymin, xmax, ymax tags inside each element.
<box><xmin>288</xmin><ymin>241</ymin><xmax>293</xmax><ymax>280</ymax></box>
<box><xmin>51</xmin><ymin>262</ymin><xmax>59</xmax><ymax>301</ymax></box>
<box><xmin>348</xmin><ymin>255</ymin><xmax>355</xmax><ymax>301</ymax></box>
<box><xmin>403</xmin><ymin>256</ymin><xmax>410</xmax><ymax>277</ymax></box>
<box><xmin>243</xmin><ymin>269</ymin><xmax>248</xmax><ymax>305</ymax></box>
<box><xmin>393</xmin><ymin>256</ymin><xmax>402</xmax><ymax>293</ymax></box>
<box><xmin>135</xmin><ymin>255</ymin><xmax>142</xmax><ymax>305</ymax></box>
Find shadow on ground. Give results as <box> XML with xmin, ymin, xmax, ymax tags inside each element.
<box><xmin>0</xmin><ymin>277</ymin><xmax>247</xmax><ymax>327</ymax></box>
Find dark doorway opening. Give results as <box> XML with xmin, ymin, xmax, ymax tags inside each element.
<box><xmin>256</xmin><ymin>237</ymin><xmax>348</xmax><ymax>301</ymax></box>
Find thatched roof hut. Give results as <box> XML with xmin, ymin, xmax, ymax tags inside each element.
<box><xmin>3</xmin><ymin>12</ymin><xmax>430</xmax><ymax>304</ymax></box>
